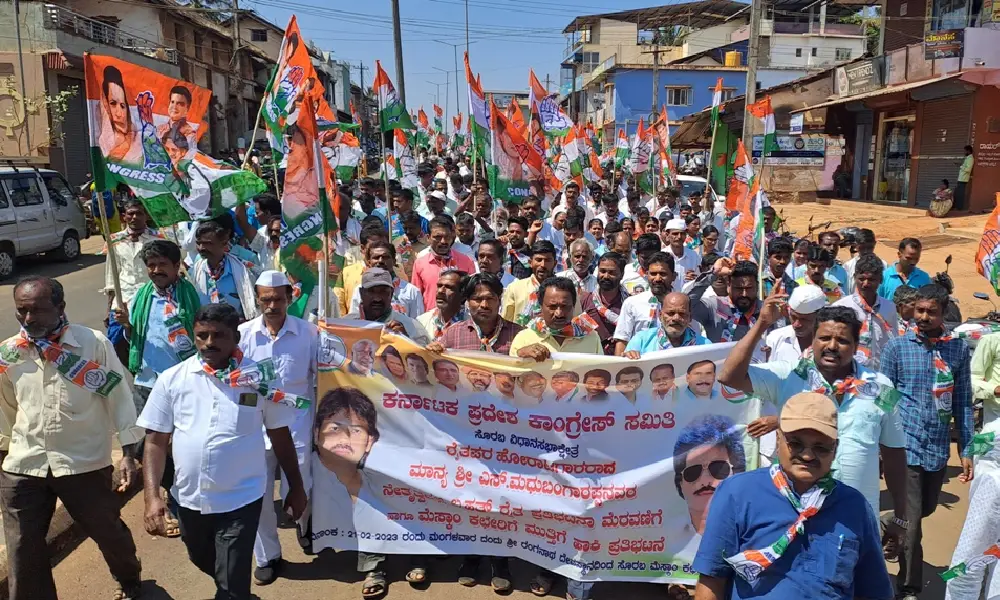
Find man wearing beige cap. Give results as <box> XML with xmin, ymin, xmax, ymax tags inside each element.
<box><xmin>346</xmin><ymin>268</ymin><xmax>430</xmax><ymax>345</ymax></box>
<box><xmin>692</xmin><ymin>392</ymin><xmax>893</xmax><ymax>600</ymax></box>
<box><xmin>720</xmin><ymin>296</ymin><xmax>909</xmax><ymax>542</ymax></box>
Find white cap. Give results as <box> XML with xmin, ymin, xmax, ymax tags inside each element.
<box><xmin>665</xmin><ymin>218</ymin><xmax>687</xmax><ymax>231</ymax></box>
<box><xmin>434</xmin><ymin>171</ymin><xmax>448</xmax><ymax>180</ymax></box>
<box><xmin>428</xmin><ymin>190</ymin><xmax>447</xmax><ymax>202</ymax></box>
<box><xmin>255</xmin><ymin>270</ymin><xmax>290</xmax><ymax>288</ymax></box>
<box><xmin>787</xmin><ymin>284</ymin><xmax>827</xmax><ymax>314</ymax></box>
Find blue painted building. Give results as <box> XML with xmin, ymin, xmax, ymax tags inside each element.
<box><xmin>611</xmin><ymin>67</ymin><xmax>747</xmax><ymax>134</ymax></box>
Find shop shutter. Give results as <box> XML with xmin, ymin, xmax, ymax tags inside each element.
<box><xmin>58</xmin><ymin>75</ymin><xmax>91</xmax><ymax>187</ymax></box>
<box><xmin>913</xmin><ymin>94</ymin><xmax>972</xmax><ymax>207</ymax></box>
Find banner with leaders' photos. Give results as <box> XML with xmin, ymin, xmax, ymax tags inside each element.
<box><xmin>312</xmin><ymin>320</ymin><xmax>760</xmax><ymax>584</ymax></box>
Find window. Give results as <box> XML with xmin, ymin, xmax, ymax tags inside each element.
<box><xmin>41</xmin><ymin>174</ymin><xmax>75</xmax><ymax>207</ymax></box>
<box><xmin>251</xmin><ymin>29</ymin><xmax>268</xmax><ymax>42</ymax></box>
<box><xmin>836</xmin><ymin>48</ymin><xmax>852</xmax><ymax>61</ymax></box>
<box><xmin>795</xmin><ymin>48</ymin><xmax>802</xmax><ymax>57</ymax></box>
<box><xmin>211</xmin><ymin>40</ymin><xmax>220</xmax><ymax>66</ymax></box>
<box><xmin>811</xmin><ymin>47</ymin><xmax>818</xmax><ymax>57</ymax></box>
<box><xmin>194</xmin><ymin>32</ymin><xmax>203</xmax><ymax>60</ymax></box>
<box><xmin>581</xmin><ymin>51</ymin><xmax>601</xmax><ymax>73</ymax></box>
<box><xmin>711</xmin><ymin>87</ymin><xmax>737</xmax><ymax>101</ymax></box>
<box><xmin>4</xmin><ymin>176</ymin><xmax>45</xmax><ymax>207</ymax></box>
<box><xmin>666</xmin><ymin>86</ymin><xmax>692</xmax><ymax>106</ymax></box>
<box><xmin>174</xmin><ymin>23</ymin><xmax>186</xmax><ymax>54</ymax></box>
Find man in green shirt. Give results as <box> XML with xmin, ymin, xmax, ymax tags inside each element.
<box><xmin>957</xmin><ymin>144</ymin><xmax>973</xmax><ymax>210</ymax></box>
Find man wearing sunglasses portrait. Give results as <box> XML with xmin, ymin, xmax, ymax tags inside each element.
<box><xmin>673</xmin><ymin>414</ymin><xmax>747</xmax><ymax>537</ymax></box>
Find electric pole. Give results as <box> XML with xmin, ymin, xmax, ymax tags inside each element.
<box><xmin>391</xmin><ymin>0</ymin><xmax>406</xmax><ymax>105</ymax></box>
<box><xmin>743</xmin><ymin>0</ymin><xmax>765</xmax><ymax>149</ymax></box>
<box><xmin>355</xmin><ymin>61</ymin><xmax>369</xmax><ymax>136</ymax></box>
<box><xmin>545</xmin><ymin>74</ymin><xmax>551</xmax><ymax>93</ymax></box>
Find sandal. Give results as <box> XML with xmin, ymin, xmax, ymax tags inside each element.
<box><xmin>112</xmin><ymin>582</ymin><xmax>142</xmax><ymax>600</ymax></box>
<box><xmin>458</xmin><ymin>559</ymin><xmax>478</xmax><ymax>587</ymax></box>
<box><xmin>163</xmin><ymin>516</ymin><xmax>181</xmax><ymax>538</ymax></box>
<box><xmin>530</xmin><ymin>574</ymin><xmax>554</xmax><ymax>597</ymax></box>
<box><xmin>491</xmin><ymin>560</ymin><xmax>512</xmax><ymax>593</ymax></box>
<box><xmin>362</xmin><ymin>571</ymin><xmax>386</xmax><ymax>598</ymax></box>
<box><xmin>667</xmin><ymin>584</ymin><xmax>692</xmax><ymax>599</ymax></box>
<box><xmin>405</xmin><ymin>566</ymin><xmax>427</xmax><ymax>584</ymax></box>
<box><xmin>883</xmin><ymin>536</ymin><xmax>900</xmax><ymax>562</ymax></box>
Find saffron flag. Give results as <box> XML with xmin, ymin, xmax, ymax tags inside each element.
<box><xmin>417</xmin><ymin>108</ymin><xmax>430</xmax><ymax>131</ymax></box>
<box><xmin>505</xmin><ymin>100</ymin><xmax>526</xmax><ymax>135</ymax></box>
<box><xmin>527</xmin><ymin>69</ymin><xmax>549</xmax><ymax>164</ymax></box>
<box><xmin>415</xmin><ymin>108</ymin><xmax>431</xmax><ymax>149</ymax></box>
<box><xmin>977</xmin><ymin>201</ymin><xmax>1000</xmax><ymax>294</ymax></box>
<box><xmin>747</xmin><ymin>96</ymin><xmax>779</xmax><ymax>158</ymax></box>
<box><xmin>374</xmin><ymin>60</ymin><xmax>415</xmax><ymax>131</ymax></box>
<box><xmin>725</xmin><ymin>139</ymin><xmax>754</xmax><ymax>212</ymax></box>
<box><xmin>654</xmin><ymin>105</ymin><xmax>676</xmax><ymax>188</ymax></box>
<box><xmin>732</xmin><ymin>178</ymin><xmax>769</xmax><ymax>262</ymax></box>
<box><xmin>487</xmin><ymin>96</ymin><xmax>537</xmax><ymax>203</ymax></box>
<box><xmin>465</xmin><ymin>52</ymin><xmax>491</xmax><ymax>166</ymax></box>
<box><xmin>84</xmin><ymin>53</ymin><xmax>265</xmax><ymax>226</ymax></box>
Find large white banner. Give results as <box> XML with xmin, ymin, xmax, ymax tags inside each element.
<box><xmin>312</xmin><ymin>320</ymin><xmax>760</xmax><ymax>584</ymax></box>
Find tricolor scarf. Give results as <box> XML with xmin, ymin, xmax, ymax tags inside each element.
<box><xmin>592</xmin><ymin>288</ymin><xmax>627</xmax><ymax>325</ymax></box>
<box><xmin>426</xmin><ymin>307</ymin><xmax>469</xmax><ymax>340</ymax></box>
<box><xmin>719</xmin><ymin>300</ymin><xmax>760</xmax><ymax>342</ymax></box>
<box><xmin>205</xmin><ymin>259</ymin><xmax>226</xmax><ymax>304</ymax></box>
<box><xmin>897</xmin><ymin>318</ymin><xmax>912</xmax><ymax>337</ymax></box>
<box><xmin>563</xmin><ymin>270</ymin><xmax>594</xmax><ymax>297</ymax></box>
<box><xmin>917</xmin><ymin>331</ymin><xmax>956</xmax><ymax>424</ymax></box>
<box><xmin>0</xmin><ymin>319</ymin><xmax>123</xmax><ymax>397</ymax></box>
<box><xmin>725</xmin><ymin>464</ymin><xmax>836</xmax><ymax>583</ymax></box>
<box><xmin>656</xmin><ymin>326</ymin><xmax>699</xmax><ymax>350</ymax></box>
<box><xmin>127</xmin><ymin>278</ymin><xmax>200</xmax><ymax>374</ymax></box>
<box><xmin>648</xmin><ymin>295</ymin><xmax>661</xmax><ymax>326</ymax></box>
<box><xmin>528</xmin><ymin>313</ymin><xmax>599</xmax><ymax>340</ymax></box>
<box><xmin>199</xmin><ymin>348</ymin><xmax>311</xmax><ymax>409</ymax></box>
<box><xmin>941</xmin><ymin>544</ymin><xmax>1000</xmax><ymax>582</ymax></box>
<box><xmin>508</xmin><ymin>248</ymin><xmax>531</xmax><ymax>271</ymax></box>
<box><xmin>855</xmin><ymin>294</ymin><xmax>890</xmax><ymax>363</ymax></box>
<box><xmin>101</xmin><ymin>227</ymin><xmax>165</xmax><ymax>254</ymax></box>
<box><xmin>684</xmin><ymin>234</ymin><xmax>702</xmax><ymax>251</ymax></box>
<box><xmin>792</xmin><ymin>357</ymin><xmax>900</xmax><ymax>413</ymax></box>
<box><xmin>515</xmin><ymin>278</ymin><xmax>543</xmax><ymax>326</ymax></box>
<box><xmin>472</xmin><ymin>319</ymin><xmax>505</xmax><ymax>352</ymax></box>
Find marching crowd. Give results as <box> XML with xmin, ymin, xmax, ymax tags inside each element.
<box><xmin>2</xmin><ymin>153</ymin><xmax>997</xmax><ymax>600</ymax></box>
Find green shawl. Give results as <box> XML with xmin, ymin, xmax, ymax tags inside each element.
<box><xmin>128</xmin><ymin>277</ymin><xmax>201</xmax><ymax>374</ymax></box>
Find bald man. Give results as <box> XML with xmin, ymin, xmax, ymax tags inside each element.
<box><xmin>624</xmin><ymin>292</ymin><xmax>712</xmax><ymax>356</ymax></box>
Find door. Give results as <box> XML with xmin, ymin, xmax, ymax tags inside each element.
<box><xmin>41</xmin><ymin>172</ymin><xmax>84</xmax><ymax>238</ymax></box>
<box><xmin>2</xmin><ymin>174</ymin><xmax>56</xmax><ymax>253</ymax></box>
<box><xmin>873</xmin><ymin>115</ymin><xmax>915</xmax><ymax>204</ymax></box>
<box><xmin>913</xmin><ymin>95</ymin><xmax>972</xmax><ymax>208</ymax></box>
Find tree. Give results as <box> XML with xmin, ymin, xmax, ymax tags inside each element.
<box><xmin>840</xmin><ymin>10</ymin><xmax>881</xmax><ymax>57</ymax></box>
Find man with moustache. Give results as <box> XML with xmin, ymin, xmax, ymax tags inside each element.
<box><xmin>432</xmin><ymin>359</ymin><xmax>462</xmax><ymax>400</ymax></box>
<box><xmin>833</xmin><ymin>253</ymin><xmax>899</xmax><ymax>369</ymax></box>
<box><xmin>719</xmin><ymin>300</ymin><xmax>909</xmax><ymax>551</ymax></box>
<box><xmin>462</xmin><ymin>366</ymin><xmax>494</xmax><ymax>393</ymax></box>
<box><xmin>581</xmin><ymin>252</ymin><xmax>629</xmax><ymax>355</ymax></box>
<box><xmin>664</xmin><ymin>218</ymin><xmax>701</xmax><ymax>291</ymax></box>
<box><xmin>411</xmin><ymin>216</ymin><xmax>476</xmax><ymax>312</ymax></box>
<box><xmin>692</xmin><ymin>259</ymin><xmax>765</xmax><ymax>350</ymax></box>
<box><xmin>650</xmin><ymin>364</ymin><xmax>677</xmax><ymax>401</ymax></box>
<box><xmin>763</xmin><ymin>284</ymin><xmax>826</xmax><ymax>363</ymax></box>
<box><xmin>673</xmin><ymin>414</ymin><xmax>746</xmax><ymax>539</ymax></box>
<box><xmin>622</xmin><ymin>234</ymin><xmax>662</xmax><ymax>295</ymax></box>
<box><xmin>347</xmin><ymin>241</ymin><xmax>424</xmax><ymax>319</ymax></box>
<box><xmin>346</xmin><ymin>269</ymin><xmax>430</xmax><ymax>345</ymax></box>
<box><xmin>476</xmin><ymin>239</ymin><xmax>516</xmax><ymax>287</ymax></box>
<box><xmin>238</xmin><ymin>271</ymin><xmax>318</xmax><ymax>585</ymax></box>
<box><xmin>417</xmin><ymin>270</ymin><xmax>469</xmax><ymax>341</ymax></box>
<box><xmin>516</xmin><ymin>372</ymin><xmax>548</xmax><ymax>405</ymax></box>
<box><xmin>509</xmin><ymin>277</ymin><xmax>602</xmax><ymax>359</ymax></box>
<box><xmin>429</xmin><ymin>273</ymin><xmax>523</xmax><ymax>355</ymax></box>
<box><xmin>501</xmin><ymin>241</ymin><xmax>558</xmax><ymax>324</ymax></box>
<box><xmin>685</xmin><ymin>360</ymin><xmax>719</xmax><ymax>400</ymax></box>
<box><xmin>548</xmin><ymin>371</ymin><xmax>581</xmax><ymax>403</ymax></box>
<box><xmin>504</xmin><ymin>217</ymin><xmax>533</xmax><ymax>280</ymax></box>
<box><xmin>139</xmin><ymin>304</ymin><xmax>306</xmax><ymax>600</ymax></box>
<box><xmin>613</xmin><ymin>252</ymin><xmax>676</xmax><ymax>355</ymax></box>
<box><xmin>556</xmin><ymin>239</ymin><xmax>597</xmax><ymax>296</ymax></box>
<box><xmin>623</xmin><ymin>292</ymin><xmax>710</xmax><ymax>356</ymax></box>
<box><xmin>493</xmin><ymin>372</ymin><xmax>517</xmax><ymax>402</ymax></box>
<box><xmin>190</xmin><ymin>220</ymin><xmax>259</xmax><ymax>321</ymax></box>
<box><xmin>692</xmin><ymin>394</ymin><xmax>893</xmax><ymax>599</ymax></box>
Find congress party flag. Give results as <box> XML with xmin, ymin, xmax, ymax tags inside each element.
<box><xmin>465</xmin><ymin>52</ymin><xmax>491</xmax><ymax>167</ymax></box>
<box><xmin>393</xmin><ymin>129</ymin><xmax>419</xmax><ymax>192</ymax></box>
<box><xmin>732</xmin><ymin>178</ymin><xmax>769</xmax><ymax>262</ymax></box>
<box><xmin>710</xmin><ymin>77</ymin><xmax>724</xmax><ymax>129</ymax></box>
<box><xmin>654</xmin><ymin>106</ymin><xmax>676</xmax><ymax>188</ymax></box>
<box><xmin>614</xmin><ymin>128</ymin><xmax>630</xmax><ymax>169</ymax></box>
<box><xmin>725</xmin><ymin>139</ymin><xmax>754</xmax><ymax>212</ymax></box>
<box><xmin>488</xmin><ymin>96</ymin><xmax>538</xmax><ymax>203</ymax></box>
<box><xmin>433</xmin><ymin>104</ymin><xmax>444</xmax><ymax>132</ymax></box>
<box><xmin>415</xmin><ymin>108</ymin><xmax>431</xmax><ymax>150</ymax></box>
<box><xmin>527</xmin><ymin>70</ymin><xmax>549</xmax><ymax>164</ymax></box>
<box><xmin>374</xmin><ymin>61</ymin><xmax>416</xmax><ymax>132</ymax></box>
<box><xmin>747</xmin><ymin>96</ymin><xmax>778</xmax><ymax>157</ymax></box>
<box><xmin>977</xmin><ymin>201</ymin><xmax>1000</xmax><ymax>294</ymax></box>
<box><xmin>318</xmin><ymin>118</ymin><xmax>363</xmax><ymax>182</ymax></box>
<box><xmin>451</xmin><ymin>113</ymin><xmax>466</xmax><ymax>151</ymax></box>
<box><xmin>84</xmin><ymin>53</ymin><xmax>265</xmax><ymax>226</ymax></box>
<box><xmin>350</xmin><ymin>100</ymin><xmax>362</xmax><ymax>126</ymax></box>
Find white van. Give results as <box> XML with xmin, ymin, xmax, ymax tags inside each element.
<box><xmin>0</xmin><ymin>166</ymin><xmax>89</xmax><ymax>279</ymax></box>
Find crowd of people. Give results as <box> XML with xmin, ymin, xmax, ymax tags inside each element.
<box><xmin>2</xmin><ymin>152</ymin><xmax>996</xmax><ymax>600</ymax></box>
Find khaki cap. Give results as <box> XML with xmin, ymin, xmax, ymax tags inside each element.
<box><xmin>780</xmin><ymin>392</ymin><xmax>839</xmax><ymax>440</ymax></box>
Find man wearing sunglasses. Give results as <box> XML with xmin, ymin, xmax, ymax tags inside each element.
<box><xmin>692</xmin><ymin>392</ymin><xmax>894</xmax><ymax>599</ymax></box>
<box><xmin>672</xmin><ymin>414</ymin><xmax>746</xmax><ymax>538</ymax></box>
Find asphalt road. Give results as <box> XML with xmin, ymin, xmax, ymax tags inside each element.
<box><xmin>0</xmin><ymin>237</ymin><xmax>109</xmax><ymax>337</ymax></box>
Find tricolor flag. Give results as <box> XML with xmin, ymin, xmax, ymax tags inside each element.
<box><xmin>711</xmin><ymin>77</ymin><xmax>724</xmax><ymax>129</ymax></box>
<box><xmin>505</xmin><ymin>100</ymin><xmax>526</xmax><ymax>135</ymax></box>
<box><xmin>527</xmin><ymin>69</ymin><xmax>549</xmax><ymax>163</ymax></box>
<box><xmin>415</xmin><ymin>108</ymin><xmax>431</xmax><ymax>149</ymax></box>
<box><xmin>350</xmin><ymin>100</ymin><xmax>362</xmax><ymax>126</ymax></box>
<box><xmin>732</xmin><ymin>178</ymin><xmax>769</xmax><ymax>262</ymax></box>
<box><xmin>374</xmin><ymin>60</ymin><xmax>415</xmax><ymax>131</ymax></box>
<box><xmin>725</xmin><ymin>139</ymin><xmax>754</xmax><ymax>212</ymax></box>
<box><xmin>614</xmin><ymin>128</ymin><xmax>630</xmax><ymax>169</ymax></box>
<box><xmin>747</xmin><ymin>95</ymin><xmax>779</xmax><ymax>158</ymax></box>
<box><xmin>433</xmin><ymin>104</ymin><xmax>443</xmax><ymax>132</ymax></box>
<box><xmin>654</xmin><ymin>105</ymin><xmax>676</xmax><ymax>188</ymax></box>
<box><xmin>487</xmin><ymin>95</ymin><xmax>538</xmax><ymax>203</ymax></box>
<box><xmin>465</xmin><ymin>52</ymin><xmax>491</xmax><ymax>166</ymax></box>
<box><xmin>392</xmin><ymin>129</ymin><xmax>419</xmax><ymax>192</ymax></box>
<box><xmin>84</xmin><ymin>53</ymin><xmax>265</xmax><ymax>225</ymax></box>
<box><xmin>977</xmin><ymin>201</ymin><xmax>1000</xmax><ymax>294</ymax></box>
<box><xmin>629</xmin><ymin>118</ymin><xmax>655</xmax><ymax>195</ymax></box>
<box><xmin>317</xmin><ymin>118</ymin><xmax>362</xmax><ymax>182</ymax></box>
<box><xmin>451</xmin><ymin>113</ymin><xmax>465</xmax><ymax>150</ymax></box>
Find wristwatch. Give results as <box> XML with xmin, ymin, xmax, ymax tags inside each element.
<box><xmin>891</xmin><ymin>515</ymin><xmax>909</xmax><ymax>530</ymax></box>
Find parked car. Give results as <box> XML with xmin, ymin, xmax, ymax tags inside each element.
<box><xmin>0</xmin><ymin>166</ymin><xmax>89</xmax><ymax>279</ymax></box>
<box><xmin>675</xmin><ymin>174</ymin><xmax>720</xmax><ymax>204</ymax></box>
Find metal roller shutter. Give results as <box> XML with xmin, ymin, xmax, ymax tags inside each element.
<box><xmin>913</xmin><ymin>94</ymin><xmax>972</xmax><ymax>207</ymax></box>
<box><xmin>57</xmin><ymin>75</ymin><xmax>91</xmax><ymax>187</ymax></box>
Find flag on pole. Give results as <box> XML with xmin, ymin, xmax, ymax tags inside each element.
<box><xmin>464</xmin><ymin>52</ymin><xmax>491</xmax><ymax>166</ymax></box>
<box><xmin>505</xmin><ymin>100</ymin><xmax>526</xmax><ymax>135</ymax></box>
<box><xmin>747</xmin><ymin>95</ymin><xmax>779</xmax><ymax>159</ymax></box>
<box><xmin>317</xmin><ymin>119</ymin><xmax>362</xmax><ymax>182</ymax></box>
<box><xmin>732</xmin><ymin>179</ymin><xmax>769</xmax><ymax>262</ymax></box>
<box><xmin>487</xmin><ymin>95</ymin><xmax>538</xmax><ymax>203</ymax></box>
<box><xmin>711</xmin><ymin>77</ymin><xmax>724</xmax><ymax>128</ymax></box>
<box><xmin>433</xmin><ymin>104</ymin><xmax>443</xmax><ymax>132</ymax></box>
<box><xmin>392</xmin><ymin>129</ymin><xmax>419</xmax><ymax>192</ymax></box>
<box><xmin>527</xmin><ymin>69</ymin><xmax>549</xmax><ymax>164</ymax></box>
<box><xmin>350</xmin><ymin>100</ymin><xmax>362</xmax><ymax>126</ymax></box>
<box><xmin>84</xmin><ymin>53</ymin><xmax>265</xmax><ymax>226</ymax></box>
<box><xmin>654</xmin><ymin>105</ymin><xmax>676</xmax><ymax>188</ymax></box>
<box><xmin>725</xmin><ymin>139</ymin><xmax>754</xmax><ymax>212</ymax></box>
<box><xmin>977</xmin><ymin>201</ymin><xmax>1000</xmax><ymax>294</ymax></box>
<box><xmin>614</xmin><ymin>128</ymin><xmax>630</xmax><ymax>169</ymax></box>
<box><xmin>629</xmin><ymin>118</ymin><xmax>655</xmax><ymax>194</ymax></box>
<box><xmin>417</xmin><ymin>108</ymin><xmax>429</xmax><ymax>131</ymax></box>
<box><xmin>374</xmin><ymin>60</ymin><xmax>415</xmax><ymax>131</ymax></box>
<box><xmin>415</xmin><ymin>108</ymin><xmax>431</xmax><ymax>149</ymax></box>
<box><xmin>451</xmin><ymin>113</ymin><xmax>465</xmax><ymax>150</ymax></box>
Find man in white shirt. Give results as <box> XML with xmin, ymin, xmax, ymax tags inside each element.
<box><xmin>347</xmin><ymin>268</ymin><xmax>430</xmax><ymax>345</ymax></box>
<box><xmin>139</xmin><ymin>303</ymin><xmax>307</xmax><ymax>600</ymax></box>
<box><xmin>764</xmin><ymin>284</ymin><xmax>826</xmax><ymax>363</ymax></box>
<box><xmin>621</xmin><ymin>233</ymin><xmax>662</xmax><ymax>296</ymax></box>
<box><xmin>556</xmin><ymin>238</ymin><xmax>597</xmax><ymax>297</ymax></box>
<box><xmin>239</xmin><ymin>271</ymin><xmax>319</xmax><ymax>585</ymax></box>
<box><xmin>832</xmin><ymin>253</ymin><xmax>898</xmax><ymax>370</ymax></box>
<box><xmin>613</xmin><ymin>252</ymin><xmax>676</xmax><ymax>355</ymax></box>
<box><xmin>663</xmin><ymin>218</ymin><xmax>700</xmax><ymax>292</ymax></box>
<box><xmin>841</xmin><ymin>229</ymin><xmax>885</xmax><ymax>294</ymax></box>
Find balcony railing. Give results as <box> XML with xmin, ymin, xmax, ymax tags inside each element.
<box><xmin>43</xmin><ymin>4</ymin><xmax>178</xmax><ymax>64</ymax></box>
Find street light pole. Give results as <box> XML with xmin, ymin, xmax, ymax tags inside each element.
<box><xmin>391</xmin><ymin>0</ymin><xmax>406</xmax><ymax>106</ymax></box>
<box><xmin>432</xmin><ymin>66</ymin><xmax>450</xmax><ymax>130</ymax></box>
<box><xmin>433</xmin><ymin>40</ymin><xmax>474</xmax><ymax>132</ymax></box>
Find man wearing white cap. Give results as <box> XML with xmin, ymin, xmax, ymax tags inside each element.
<box><xmin>764</xmin><ymin>284</ymin><xmax>827</xmax><ymax>363</ymax></box>
<box><xmin>664</xmin><ymin>217</ymin><xmax>701</xmax><ymax>292</ymax></box>
<box><xmin>238</xmin><ymin>270</ymin><xmax>319</xmax><ymax>585</ymax></box>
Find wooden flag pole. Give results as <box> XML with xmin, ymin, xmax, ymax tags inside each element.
<box><xmin>242</xmin><ymin>99</ymin><xmax>266</xmax><ymax>170</ymax></box>
<box><xmin>95</xmin><ymin>193</ymin><xmax>124</xmax><ymax>312</ymax></box>
<box><xmin>273</xmin><ymin>161</ymin><xmax>282</xmax><ymax>198</ymax></box>
<box><xmin>377</xmin><ymin>93</ymin><xmax>393</xmax><ymax>245</ymax></box>
<box><xmin>705</xmin><ymin>114</ymin><xmax>718</xmax><ymax>198</ymax></box>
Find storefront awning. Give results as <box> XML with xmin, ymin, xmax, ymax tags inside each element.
<box><xmin>791</xmin><ymin>74</ymin><xmax>962</xmax><ymax>113</ymax></box>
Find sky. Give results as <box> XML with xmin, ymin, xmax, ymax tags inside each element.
<box><xmin>245</xmin><ymin>0</ymin><xmax>664</xmax><ymax>125</ymax></box>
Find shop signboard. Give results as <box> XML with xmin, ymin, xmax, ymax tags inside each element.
<box><xmin>789</xmin><ymin>113</ymin><xmax>803</xmax><ymax>135</ymax></box>
<box><xmin>751</xmin><ymin>134</ymin><xmax>825</xmax><ymax>166</ymax></box>
<box><xmin>924</xmin><ymin>29</ymin><xmax>964</xmax><ymax>59</ymax></box>
<box><xmin>836</xmin><ymin>58</ymin><xmax>883</xmax><ymax>97</ymax></box>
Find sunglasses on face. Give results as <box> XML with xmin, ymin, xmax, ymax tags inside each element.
<box><xmin>682</xmin><ymin>460</ymin><xmax>732</xmax><ymax>483</ymax></box>
<box><xmin>785</xmin><ymin>439</ymin><xmax>835</xmax><ymax>458</ymax></box>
